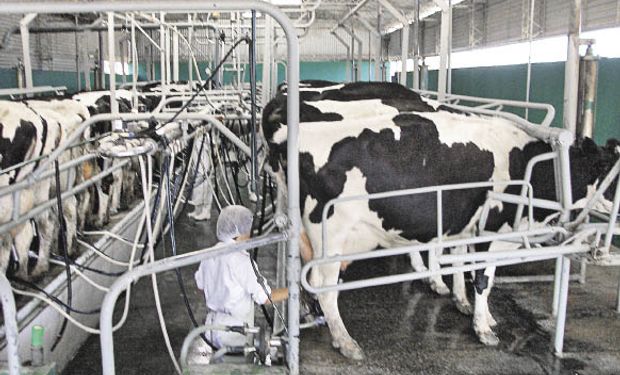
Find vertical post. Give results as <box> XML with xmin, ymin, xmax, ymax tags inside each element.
<box><xmin>261</xmin><ymin>15</ymin><xmax>273</xmax><ymax>106</ymax></box>
<box><xmin>249</xmin><ymin>10</ymin><xmax>258</xmax><ymax>198</ymax></box>
<box><xmin>350</xmin><ymin>27</ymin><xmax>356</xmax><ymax>81</ymax></box>
<box><xmin>437</xmin><ymin>0</ymin><xmax>451</xmax><ymax>100</ymax></box>
<box><xmin>172</xmin><ymin>26</ymin><xmax>179</xmax><ymax>82</ymax></box>
<box><xmin>0</xmin><ymin>274</ymin><xmax>20</xmax><ymax>375</ymax></box>
<box><xmin>525</xmin><ymin>0</ymin><xmax>536</xmax><ymax>120</ymax></box>
<box><xmin>119</xmin><ymin>40</ymin><xmax>127</xmax><ymax>85</ymax></box>
<box><xmin>412</xmin><ymin>0</ymin><xmax>420</xmax><ymax>89</ymax></box>
<box><xmin>553</xmin><ymin>256</ymin><xmax>571</xmax><ymax>356</ymax></box>
<box><xmin>188</xmin><ymin>15</ymin><xmax>193</xmax><ymax>86</ymax></box>
<box><xmin>19</xmin><ymin>13</ymin><xmax>37</xmax><ymax>90</ymax></box>
<box><xmin>563</xmin><ymin>0</ymin><xmax>581</xmax><ymax>137</ymax></box>
<box><xmin>98</xmin><ymin>31</ymin><xmax>105</xmax><ymax>89</ymax></box>
<box><xmin>75</xmin><ymin>16</ymin><xmax>81</xmax><ymax>91</ymax></box>
<box><xmin>131</xmin><ymin>14</ymin><xmax>138</xmax><ymax>110</ymax></box>
<box><xmin>165</xmin><ymin>27</ymin><xmax>171</xmax><ymax>84</ymax></box>
<box><xmin>552</xmin><ymin>256</ymin><xmax>562</xmax><ymax>317</ymax></box>
<box><xmin>107</xmin><ymin>12</ymin><xmax>119</xmax><ymax>118</ymax></box>
<box><xmin>577</xmin><ymin>45</ymin><xmax>599</xmax><ymax>139</ymax></box>
<box><xmin>159</xmin><ymin>12</ymin><xmax>166</xmax><ymax>89</ymax></box>
<box><xmin>400</xmin><ymin>23</ymin><xmax>409</xmax><ymax>86</ymax></box>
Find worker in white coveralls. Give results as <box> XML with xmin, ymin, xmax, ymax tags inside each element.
<box><xmin>195</xmin><ymin>205</ymin><xmax>288</xmax><ymax>349</ymax></box>
<box><xmin>188</xmin><ymin>135</ymin><xmax>214</xmax><ymax>221</ymax></box>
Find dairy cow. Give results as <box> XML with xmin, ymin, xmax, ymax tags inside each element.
<box><xmin>72</xmin><ymin>89</ymin><xmax>159</xmax><ymax>226</ymax></box>
<box><xmin>262</xmin><ymin>81</ymin><xmax>619</xmax><ymax>359</ymax></box>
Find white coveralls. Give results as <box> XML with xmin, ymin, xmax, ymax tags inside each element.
<box><xmin>188</xmin><ymin>135</ymin><xmax>214</xmax><ymax>221</ymax></box>
<box><xmin>195</xmin><ymin>245</ymin><xmax>271</xmax><ymax>348</ymax></box>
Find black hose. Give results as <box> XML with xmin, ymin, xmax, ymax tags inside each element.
<box><xmin>163</xmin><ymin>155</ymin><xmax>218</xmax><ymax>351</ymax></box>
<box><xmin>51</xmin><ymin>160</ymin><xmax>72</xmax><ymax>351</ymax></box>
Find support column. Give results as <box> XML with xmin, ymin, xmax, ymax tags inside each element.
<box><xmin>563</xmin><ymin>0</ymin><xmax>582</xmax><ymax>137</ymax></box>
<box><xmin>107</xmin><ymin>12</ymin><xmax>119</xmax><ymax>118</ymax></box>
<box><xmin>159</xmin><ymin>12</ymin><xmax>166</xmax><ymax>88</ymax></box>
<box><xmin>172</xmin><ymin>26</ymin><xmax>179</xmax><ymax>82</ymax></box>
<box><xmin>412</xmin><ymin>0</ymin><xmax>420</xmax><ymax>89</ymax></box>
<box><xmin>19</xmin><ymin>13</ymin><xmax>37</xmax><ymax>90</ymax></box>
<box><xmin>400</xmin><ymin>23</ymin><xmax>409</xmax><ymax>87</ymax></box>
<box><xmin>261</xmin><ymin>16</ymin><xmax>273</xmax><ymax>106</ymax></box>
<box><xmin>435</xmin><ymin>0</ymin><xmax>451</xmax><ymax>100</ymax></box>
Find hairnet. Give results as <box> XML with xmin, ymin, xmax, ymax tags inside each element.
<box><xmin>216</xmin><ymin>205</ymin><xmax>254</xmax><ymax>243</ymax></box>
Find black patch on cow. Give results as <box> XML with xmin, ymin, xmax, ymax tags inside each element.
<box><xmin>474</xmin><ymin>270</ymin><xmax>489</xmax><ymax>294</ymax></box>
<box><xmin>299</xmin><ymin>113</ymin><xmax>496</xmax><ymax>242</ymax></box>
<box><xmin>317</xmin><ymin>82</ymin><xmax>436</xmax><ymax>113</ymax></box>
<box><xmin>0</xmin><ymin>119</ymin><xmax>37</xmax><ymax>184</ymax></box>
<box><xmin>33</xmin><ymin>116</ymin><xmax>49</xmax><ymax>171</ymax></box>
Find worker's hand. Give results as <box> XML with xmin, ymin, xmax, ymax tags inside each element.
<box><xmin>265</xmin><ymin>288</ymin><xmax>288</xmax><ymax>304</ymax></box>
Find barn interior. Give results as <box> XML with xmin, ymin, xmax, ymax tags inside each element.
<box><xmin>0</xmin><ymin>1</ymin><xmax>618</xmax><ymax>375</ymax></box>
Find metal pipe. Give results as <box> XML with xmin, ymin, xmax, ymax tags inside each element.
<box><xmin>436</xmin><ymin>0</ymin><xmax>450</xmax><ymax>99</ymax></box>
<box><xmin>553</xmin><ymin>256</ymin><xmax>571</xmax><ymax>355</ymax></box>
<box><xmin>400</xmin><ymin>23</ymin><xmax>409</xmax><ymax>86</ymax></box>
<box><xmin>333</xmin><ymin>0</ymin><xmax>373</xmax><ymax>29</ymax></box>
<box><xmin>525</xmin><ymin>0</ymin><xmax>536</xmax><ymax>120</ymax></box>
<box><xmin>19</xmin><ymin>13</ymin><xmax>37</xmax><ymax>91</ymax></box>
<box><xmin>602</xmin><ymin>172</ymin><xmax>620</xmax><ymax>250</ymax></box>
<box><xmin>172</xmin><ymin>26</ymin><xmax>179</xmax><ymax>82</ymax></box>
<box><xmin>412</xmin><ymin>0</ymin><xmax>420</xmax><ymax>89</ymax></box>
<box><xmin>563</xmin><ymin>0</ymin><xmax>582</xmax><ymax>137</ymax></box>
<box><xmin>107</xmin><ymin>12</ymin><xmax>119</xmax><ymax>121</ymax></box>
<box><xmin>0</xmin><ymin>274</ymin><xmax>20</xmax><ymax>375</ymax></box>
<box><xmin>160</xmin><ymin>12</ymin><xmax>166</xmax><ymax>90</ymax></box>
<box><xmin>250</xmin><ymin>10</ymin><xmax>258</xmax><ymax>196</ymax></box>
<box><xmin>577</xmin><ymin>44</ymin><xmax>598</xmax><ymax>139</ymax></box>
<box><xmin>303</xmin><ymin>244</ymin><xmax>586</xmax><ymax>295</ymax></box>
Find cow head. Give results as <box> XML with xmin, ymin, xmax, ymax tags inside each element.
<box><xmin>571</xmin><ymin>137</ymin><xmax>620</xmax><ymax>213</ymax></box>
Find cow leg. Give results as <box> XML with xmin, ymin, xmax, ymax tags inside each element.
<box><xmin>109</xmin><ymin>160</ymin><xmax>124</xmax><ymax>215</ymax></box>
<box><xmin>13</xmin><ymin>224</ymin><xmax>34</xmax><ymax>280</ymax></box>
<box><xmin>452</xmin><ymin>246</ymin><xmax>473</xmax><ymax>315</ymax></box>
<box><xmin>62</xmin><ymin>196</ymin><xmax>78</xmax><ymax>255</ymax></box>
<box><xmin>473</xmin><ymin>266</ymin><xmax>499</xmax><ymax>346</ymax></box>
<box><xmin>316</xmin><ymin>262</ymin><xmax>365</xmax><ymax>360</ymax></box>
<box><xmin>408</xmin><ymin>251</ymin><xmax>450</xmax><ymax>295</ymax></box>
<box><xmin>32</xmin><ymin>212</ymin><xmax>54</xmax><ymax>277</ymax></box>
<box><xmin>0</xmin><ymin>234</ymin><xmax>12</xmax><ymax>274</ymax></box>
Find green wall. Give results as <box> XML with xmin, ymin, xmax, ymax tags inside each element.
<box><xmin>405</xmin><ymin>58</ymin><xmax>620</xmax><ymax>145</ymax></box>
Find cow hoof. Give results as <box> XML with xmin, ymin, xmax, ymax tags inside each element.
<box><xmin>477</xmin><ymin>330</ymin><xmax>500</xmax><ymax>346</ymax></box>
<box><xmin>430</xmin><ymin>281</ymin><xmax>450</xmax><ymax>296</ymax></box>
<box><xmin>454</xmin><ymin>299</ymin><xmax>473</xmax><ymax>316</ymax></box>
<box><xmin>336</xmin><ymin>340</ymin><xmax>365</xmax><ymax>361</ymax></box>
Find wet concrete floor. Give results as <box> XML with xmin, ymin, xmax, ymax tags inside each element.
<box><xmin>63</xmin><ymin>212</ymin><xmax>620</xmax><ymax>375</ymax></box>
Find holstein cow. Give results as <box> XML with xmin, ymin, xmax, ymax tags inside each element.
<box><xmin>72</xmin><ymin>89</ymin><xmax>159</xmax><ymax>226</ymax></box>
<box><xmin>261</xmin><ymin>81</ymin><xmax>619</xmax><ymax>360</ymax></box>
<box><xmin>24</xmin><ymin>99</ymin><xmax>92</xmax><ymax>273</ymax></box>
<box><xmin>0</xmin><ymin>101</ymin><xmax>62</xmax><ymax>278</ymax></box>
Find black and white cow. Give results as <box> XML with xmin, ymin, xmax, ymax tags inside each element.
<box><xmin>261</xmin><ymin>81</ymin><xmax>619</xmax><ymax>360</ymax></box>
<box><xmin>72</xmin><ymin>89</ymin><xmax>159</xmax><ymax>226</ymax></box>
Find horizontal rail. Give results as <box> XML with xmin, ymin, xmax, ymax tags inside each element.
<box><xmin>417</xmin><ymin>89</ymin><xmax>556</xmax><ymax>128</ymax></box>
<box><xmin>302</xmin><ymin>244</ymin><xmax>589</xmax><ymax>295</ymax></box>
<box><xmin>0</xmin><ymin>159</ymin><xmax>129</xmax><ymax>235</ymax></box>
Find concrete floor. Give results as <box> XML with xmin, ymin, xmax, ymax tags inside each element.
<box><xmin>63</xmin><ymin>212</ymin><xmax>620</xmax><ymax>375</ymax></box>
